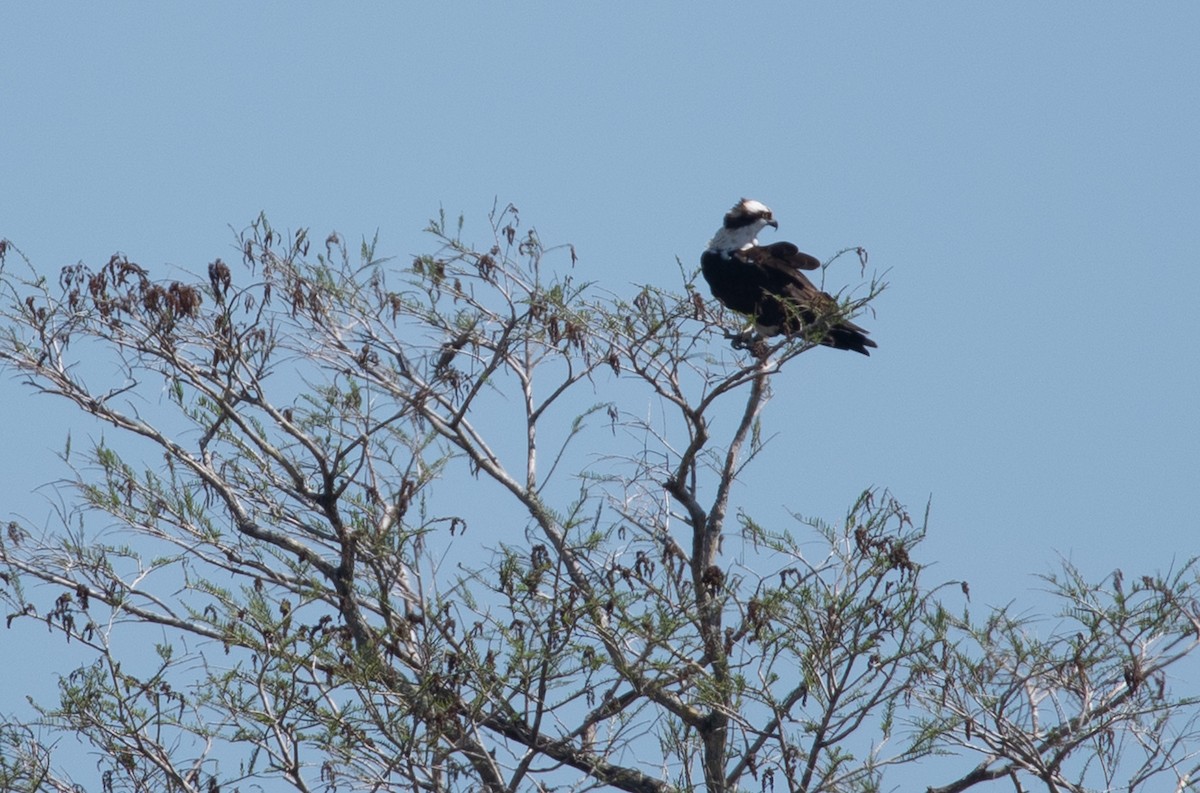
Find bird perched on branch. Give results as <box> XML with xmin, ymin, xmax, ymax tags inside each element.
<box><xmin>700</xmin><ymin>198</ymin><xmax>876</xmax><ymax>355</ymax></box>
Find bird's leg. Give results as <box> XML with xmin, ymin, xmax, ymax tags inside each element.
<box><xmin>726</xmin><ymin>323</ymin><xmax>760</xmax><ymax>350</ymax></box>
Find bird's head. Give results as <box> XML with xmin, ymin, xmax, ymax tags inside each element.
<box><xmin>707</xmin><ymin>198</ymin><xmax>778</xmax><ymax>253</ymax></box>
<box><xmin>724</xmin><ymin>198</ymin><xmax>778</xmax><ymax>232</ymax></box>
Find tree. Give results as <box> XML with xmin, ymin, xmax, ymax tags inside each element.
<box><xmin>1</xmin><ymin>207</ymin><xmax>1198</xmax><ymax>793</ymax></box>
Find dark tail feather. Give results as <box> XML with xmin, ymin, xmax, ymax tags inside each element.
<box><xmin>824</xmin><ymin>322</ymin><xmax>877</xmax><ymax>356</ymax></box>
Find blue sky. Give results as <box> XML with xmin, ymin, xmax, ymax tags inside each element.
<box><xmin>2</xmin><ymin>0</ymin><xmax>1198</xmax><ymax>768</ymax></box>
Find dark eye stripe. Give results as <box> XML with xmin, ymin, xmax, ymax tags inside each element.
<box><xmin>724</xmin><ymin>212</ymin><xmax>761</xmax><ymax>230</ymax></box>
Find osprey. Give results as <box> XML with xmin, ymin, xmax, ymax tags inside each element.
<box><xmin>700</xmin><ymin>198</ymin><xmax>876</xmax><ymax>355</ymax></box>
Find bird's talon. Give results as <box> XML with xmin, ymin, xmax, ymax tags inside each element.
<box><xmin>727</xmin><ymin>330</ymin><xmax>757</xmax><ymax>350</ymax></box>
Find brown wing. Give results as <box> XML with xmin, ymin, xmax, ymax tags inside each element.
<box><xmin>777</xmin><ymin>275</ymin><xmax>876</xmax><ymax>355</ymax></box>
<box><xmin>739</xmin><ymin>241</ymin><xmax>821</xmax><ymax>271</ymax></box>
<box><xmin>747</xmin><ymin>253</ymin><xmax>877</xmax><ymax>355</ymax></box>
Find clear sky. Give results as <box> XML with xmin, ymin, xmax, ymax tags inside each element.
<box><xmin>2</xmin><ymin>0</ymin><xmax>1199</xmax><ymax>773</ymax></box>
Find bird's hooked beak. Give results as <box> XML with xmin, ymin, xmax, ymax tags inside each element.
<box><xmin>766</xmin><ymin>219</ymin><xmax>779</xmax><ymax>230</ymax></box>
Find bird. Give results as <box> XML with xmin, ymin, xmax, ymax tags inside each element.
<box><xmin>700</xmin><ymin>198</ymin><xmax>876</xmax><ymax>355</ymax></box>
